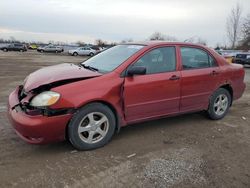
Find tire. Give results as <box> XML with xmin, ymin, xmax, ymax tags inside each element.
<box><xmin>55</xmin><ymin>50</ymin><xmax>58</xmax><ymax>53</ymax></box>
<box><xmin>20</xmin><ymin>49</ymin><xmax>24</xmax><ymax>52</ymax></box>
<box><xmin>3</xmin><ymin>48</ymin><xmax>8</xmax><ymax>52</ymax></box>
<box><xmin>40</xmin><ymin>50</ymin><xmax>44</xmax><ymax>53</ymax></box>
<box><xmin>73</xmin><ymin>52</ymin><xmax>78</xmax><ymax>56</ymax></box>
<box><xmin>207</xmin><ymin>88</ymin><xmax>231</xmax><ymax>120</ymax></box>
<box><xmin>89</xmin><ymin>52</ymin><xmax>94</xmax><ymax>57</ymax></box>
<box><xmin>68</xmin><ymin>103</ymin><xmax>116</xmax><ymax>150</ymax></box>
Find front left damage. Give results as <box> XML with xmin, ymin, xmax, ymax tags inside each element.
<box><xmin>8</xmin><ymin>76</ymin><xmax>99</xmax><ymax>144</ymax></box>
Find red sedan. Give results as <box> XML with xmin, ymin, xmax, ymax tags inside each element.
<box><xmin>8</xmin><ymin>42</ymin><xmax>246</xmax><ymax>150</ymax></box>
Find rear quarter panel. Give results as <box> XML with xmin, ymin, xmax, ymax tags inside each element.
<box><xmin>226</xmin><ymin>63</ymin><xmax>246</xmax><ymax>100</ymax></box>
<box><xmin>205</xmin><ymin>48</ymin><xmax>245</xmax><ymax>100</ymax></box>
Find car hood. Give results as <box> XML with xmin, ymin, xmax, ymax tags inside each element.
<box><xmin>24</xmin><ymin>63</ymin><xmax>102</xmax><ymax>92</ymax></box>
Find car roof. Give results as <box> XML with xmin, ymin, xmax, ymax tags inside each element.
<box><xmin>123</xmin><ymin>41</ymin><xmax>206</xmax><ymax>48</ymax></box>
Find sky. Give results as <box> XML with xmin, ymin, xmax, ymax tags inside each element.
<box><xmin>0</xmin><ymin>0</ymin><xmax>250</xmax><ymax>47</ymax></box>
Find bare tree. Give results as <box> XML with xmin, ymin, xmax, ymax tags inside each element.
<box><xmin>149</xmin><ymin>32</ymin><xmax>166</xmax><ymax>40</ymax></box>
<box><xmin>226</xmin><ymin>3</ymin><xmax>242</xmax><ymax>49</ymax></box>
<box><xmin>9</xmin><ymin>36</ymin><xmax>17</xmax><ymax>43</ymax></box>
<box><xmin>242</xmin><ymin>14</ymin><xmax>250</xmax><ymax>36</ymax></box>
<box><xmin>197</xmin><ymin>37</ymin><xmax>207</xmax><ymax>46</ymax></box>
<box><xmin>149</xmin><ymin>32</ymin><xmax>176</xmax><ymax>41</ymax></box>
<box><xmin>76</xmin><ymin>41</ymin><xmax>85</xmax><ymax>46</ymax></box>
<box><xmin>95</xmin><ymin>39</ymin><xmax>106</xmax><ymax>47</ymax></box>
<box><xmin>238</xmin><ymin>14</ymin><xmax>250</xmax><ymax>50</ymax></box>
<box><xmin>121</xmin><ymin>38</ymin><xmax>133</xmax><ymax>43</ymax></box>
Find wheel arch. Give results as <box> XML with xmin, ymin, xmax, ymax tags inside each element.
<box><xmin>219</xmin><ymin>84</ymin><xmax>233</xmax><ymax>105</ymax></box>
<box><xmin>65</xmin><ymin>100</ymin><xmax>121</xmax><ymax>140</ymax></box>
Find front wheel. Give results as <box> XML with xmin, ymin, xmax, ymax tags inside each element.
<box><xmin>68</xmin><ymin>103</ymin><xmax>116</xmax><ymax>150</ymax></box>
<box><xmin>207</xmin><ymin>88</ymin><xmax>231</xmax><ymax>120</ymax></box>
<box><xmin>3</xmin><ymin>48</ymin><xmax>8</xmax><ymax>52</ymax></box>
<box><xmin>89</xmin><ymin>52</ymin><xmax>94</xmax><ymax>57</ymax></box>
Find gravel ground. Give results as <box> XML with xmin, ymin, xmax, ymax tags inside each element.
<box><xmin>0</xmin><ymin>50</ymin><xmax>250</xmax><ymax>188</ymax></box>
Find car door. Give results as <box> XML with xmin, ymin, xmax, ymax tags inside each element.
<box><xmin>80</xmin><ymin>47</ymin><xmax>87</xmax><ymax>55</ymax></box>
<box><xmin>78</xmin><ymin>48</ymin><xmax>85</xmax><ymax>55</ymax></box>
<box><xmin>44</xmin><ymin>46</ymin><xmax>50</xmax><ymax>52</ymax></box>
<box><xmin>86</xmin><ymin>48</ymin><xmax>91</xmax><ymax>55</ymax></box>
<box><xmin>47</xmin><ymin>46</ymin><xmax>54</xmax><ymax>52</ymax></box>
<box><xmin>179</xmin><ymin>46</ymin><xmax>220</xmax><ymax>112</ymax></box>
<box><xmin>9</xmin><ymin>44</ymin><xmax>14</xmax><ymax>51</ymax></box>
<box><xmin>51</xmin><ymin>46</ymin><xmax>57</xmax><ymax>52</ymax></box>
<box><xmin>16</xmin><ymin>44</ymin><xmax>22</xmax><ymax>51</ymax></box>
<box><xmin>123</xmin><ymin>46</ymin><xmax>180</xmax><ymax>123</ymax></box>
<box><xmin>13</xmin><ymin>44</ymin><xmax>18</xmax><ymax>51</ymax></box>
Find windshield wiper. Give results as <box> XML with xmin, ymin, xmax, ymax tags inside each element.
<box><xmin>80</xmin><ymin>64</ymin><xmax>99</xmax><ymax>72</ymax></box>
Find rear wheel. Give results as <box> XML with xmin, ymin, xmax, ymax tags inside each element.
<box><xmin>20</xmin><ymin>49</ymin><xmax>24</xmax><ymax>52</ymax></box>
<box><xmin>68</xmin><ymin>103</ymin><xmax>116</xmax><ymax>150</ymax></box>
<box><xmin>73</xmin><ymin>52</ymin><xmax>78</xmax><ymax>56</ymax></box>
<box><xmin>89</xmin><ymin>52</ymin><xmax>94</xmax><ymax>57</ymax></box>
<box><xmin>40</xmin><ymin>50</ymin><xmax>44</xmax><ymax>53</ymax></box>
<box><xmin>3</xmin><ymin>48</ymin><xmax>8</xmax><ymax>52</ymax></box>
<box><xmin>207</xmin><ymin>88</ymin><xmax>231</xmax><ymax>120</ymax></box>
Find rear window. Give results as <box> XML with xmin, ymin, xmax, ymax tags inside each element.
<box><xmin>180</xmin><ymin>47</ymin><xmax>217</xmax><ymax>70</ymax></box>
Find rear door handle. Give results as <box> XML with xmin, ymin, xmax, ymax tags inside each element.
<box><xmin>169</xmin><ymin>75</ymin><xmax>180</xmax><ymax>80</ymax></box>
<box><xmin>211</xmin><ymin>70</ymin><xmax>219</xmax><ymax>76</ymax></box>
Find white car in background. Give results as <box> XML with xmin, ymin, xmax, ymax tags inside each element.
<box><xmin>68</xmin><ymin>47</ymin><xmax>97</xmax><ymax>56</ymax></box>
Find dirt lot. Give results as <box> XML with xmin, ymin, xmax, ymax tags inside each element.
<box><xmin>0</xmin><ymin>51</ymin><xmax>250</xmax><ymax>188</ymax></box>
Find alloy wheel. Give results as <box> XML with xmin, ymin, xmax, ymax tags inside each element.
<box><xmin>78</xmin><ymin>112</ymin><xmax>109</xmax><ymax>144</ymax></box>
<box><xmin>213</xmin><ymin>94</ymin><xmax>228</xmax><ymax>116</ymax></box>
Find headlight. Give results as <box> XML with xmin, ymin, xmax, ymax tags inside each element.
<box><xmin>30</xmin><ymin>91</ymin><xmax>60</xmax><ymax>107</ymax></box>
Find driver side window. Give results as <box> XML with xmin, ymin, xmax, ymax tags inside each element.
<box><xmin>132</xmin><ymin>47</ymin><xmax>176</xmax><ymax>74</ymax></box>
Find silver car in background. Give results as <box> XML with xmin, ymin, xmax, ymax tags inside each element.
<box><xmin>68</xmin><ymin>47</ymin><xmax>97</xmax><ymax>56</ymax></box>
<box><xmin>37</xmin><ymin>45</ymin><xmax>64</xmax><ymax>53</ymax></box>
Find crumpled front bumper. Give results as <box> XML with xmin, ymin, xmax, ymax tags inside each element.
<box><xmin>7</xmin><ymin>86</ymin><xmax>73</xmax><ymax>144</ymax></box>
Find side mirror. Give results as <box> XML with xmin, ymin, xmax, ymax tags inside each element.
<box><xmin>127</xmin><ymin>66</ymin><xmax>146</xmax><ymax>76</ymax></box>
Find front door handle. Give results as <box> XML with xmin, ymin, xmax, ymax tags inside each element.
<box><xmin>169</xmin><ymin>75</ymin><xmax>180</xmax><ymax>80</ymax></box>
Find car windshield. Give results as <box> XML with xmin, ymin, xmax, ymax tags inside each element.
<box><xmin>81</xmin><ymin>45</ymin><xmax>145</xmax><ymax>73</ymax></box>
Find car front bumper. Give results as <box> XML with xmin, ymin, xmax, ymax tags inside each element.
<box><xmin>8</xmin><ymin>87</ymin><xmax>73</xmax><ymax>144</ymax></box>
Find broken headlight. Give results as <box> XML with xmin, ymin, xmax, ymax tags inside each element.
<box><xmin>30</xmin><ymin>91</ymin><xmax>60</xmax><ymax>107</ymax></box>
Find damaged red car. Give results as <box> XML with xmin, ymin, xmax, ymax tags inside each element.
<box><xmin>8</xmin><ymin>42</ymin><xmax>246</xmax><ymax>150</ymax></box>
